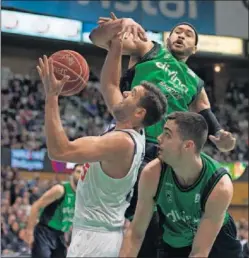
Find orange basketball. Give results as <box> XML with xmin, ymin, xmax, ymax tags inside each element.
<box><xmin>49</xmin><ymin>50</ymin><xmax>89</xmax><ymax>96</ymax></box>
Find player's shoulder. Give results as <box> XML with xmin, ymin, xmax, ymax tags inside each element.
<box><xmin>43</xmin><ymin>184</ymin><xmax>65</xmax><ymax>200</ymax></box>
<box><xmin>102</xmin><ymin>130</ymin><xmax>136</xmax><ymax>149</ymax></box>
<box><xmin>141</xmin><ymin>158</ymin><xmax>162</xmax><ymax>181</ymax></box>
<box><xmin>206</xmin><ymin>174</ymin><xmax>233</xmax><ymax>208</ymax></box>
<box><xmin>52</xmin><ymin>184</ymin><xmax>65</xmax><ymax>195</ymax></box>
<box><xmin>140</xmin><ymin>158</ymin><xmax>162</xmax><ymax>195</ymax></box>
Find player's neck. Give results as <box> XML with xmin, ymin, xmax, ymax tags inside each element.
<box><xmin>172</xmin><ymin>155</ymin><xmax>203</xmax><ymax>187</ymax></box>
<box><xmin>70</xmin><ymin>177</ymin><xmax>77</xmax><ymax>192</ymax></box>
<box><xmin>175</xmin><ymin>54</ymin><xmax>188</xmax><ymax>62</ymax></box>
<box><xmin>115</xmin><ymin>121</ymin><xmax>142</xmax><ymax>132</ymax></box>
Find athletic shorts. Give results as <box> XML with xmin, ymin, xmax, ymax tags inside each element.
<box><xmin>67</xmin><ymin>227</ymin><xmax>123</xmax><ymax>257</ymax></box>
<box><xmin>32</xmin><ymin>223</ymin><xmax>67</xmax><ymax>258</ymax></box>
<box><xmin>161</xmin><ymin>214</ymin><xmax>243</xmax><ymax>258</ymax></box>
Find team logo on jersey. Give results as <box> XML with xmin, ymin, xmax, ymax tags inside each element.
<box><xmin>164</xmin><ymin>53</ymin><xmax>171</xmax><ymax>59</ymax></box>
<box><xmin>195</xmin><ymin>193</ymin><xmax>200</xmax><ymax>203</ymax></box>
<box><xmin>165</xmin><ymin>190</ymin><xmax>173</xmax><ymax>203</ymax></box>
<box><xmin>165</xmin><ymin>182</ymin><xmax>173</xmax><ymax>187</ymax></box>
<box><xmin>81</xmin><ymin>163</ymin><xmax>90</xmax><ymax>181</ymax></box>
<box><xmin>187</xmin><ymin>68</ymin><xmax>196</xmax><ymax>78</ymax></box>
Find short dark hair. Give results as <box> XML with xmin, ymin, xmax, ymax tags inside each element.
<box><xmin>167</xmin><ymin>111</ymin><xmax>208</xmax><ymax>153</ymax></box>
<box><xmin>138</xmin><ymin>81</ymin><xmax>167</xmax><ymax>127</ymax></box>
<box><xmin>170</xmin><ymin>22</ymin><xmax>198</xmax><ymax>45</ymax></box>
<box><xmin>73</xmin><ymin>164</ymin><xmax>81</xmax><ymax>171</ymax></box>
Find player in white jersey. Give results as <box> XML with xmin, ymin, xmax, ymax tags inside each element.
<box><xmin>37</xmin><ymin>33</ymin><xmax>167</xmax><ymax>257</ymax></box>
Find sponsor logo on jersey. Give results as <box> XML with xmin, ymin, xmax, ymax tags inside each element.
<box><xmin>195</xmin><ymin>193</ymin><xmax>200</xmax><ymax>203</ymax></box>
<box><xmin>165</xmin><ymin>190</ymin><xmax>173</xmax><ymax>203</ymax></box>
<box><xmin>155</xmin><ymin>62</ymin><xmax>189</xmax><ymax>95</ymax></box>
<box><xmin>166</xmin><ymin>209</ymin><xmax>200</xmax><ymax>226</ymax></box>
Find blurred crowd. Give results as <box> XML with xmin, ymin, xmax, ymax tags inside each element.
<box><xmin>1</xmin><ymin>67</ymin><xmax>111</xmax><ymax>150</ymax></box>
<box><xmin>1</xmin><ymin>67</ymin><xmax>248</xmax><ymax>162</ymax></box>
<box><xmin>1</xmin><ymin>166</ymin><xmax>73</xmax><ymax>256</ymax></box>
<box><xmin>204</xmin><ymin>80</ymin><xmax>248</xmax><ymax>162</ymax></box>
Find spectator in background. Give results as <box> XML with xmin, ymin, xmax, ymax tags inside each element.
<box><xmin>1</xmin><ymin>166</ymin><xmax>62</xmax><ymax>256</ymax></box>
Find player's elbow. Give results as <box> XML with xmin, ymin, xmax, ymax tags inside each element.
<box><xmin>47</xmin><ymin>148</ymin><xmax>61</xmax><ymax>161</ymax></box>
<box><xmin>128</xmin><ymin>225</ymin><xmax>146</xmax><ymax>242</ymax></box>
<box><xmin>47</xmin><ymin>147</ymin><xmax>70</xmax><ymax>162</ymax></box>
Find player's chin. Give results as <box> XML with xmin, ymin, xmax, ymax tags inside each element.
<box><xmin>171</xmin><ymin>47</ymin><xmax>185</xmax><ymax>54</ymax></box>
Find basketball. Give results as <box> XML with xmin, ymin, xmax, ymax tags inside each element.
<box><xmin>49</xmin><ymin>50</ymin><xmax>89</xmax><ymax>96</ymax></box>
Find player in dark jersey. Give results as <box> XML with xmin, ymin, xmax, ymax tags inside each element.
<box><xmin>119</xmin><ymin>112</ymin><xmax>242</xmax><ymax>258</ymax></box>
<box><xmin>24</xmin><ymin>164</ymin><xmax>82</xmax><ymax>258</ymax></box>
<box><xmin>90</xmin><ymin>14</ymin><xmax>236</xmax><ymax>257</ymax></box>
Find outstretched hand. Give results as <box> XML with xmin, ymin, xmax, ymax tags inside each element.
<box><xmin>209</xmin><ymin>129</ymin><xmax>236</xmax><ymax>152</ymax></box>
<box><xmin>97</xmin><ymin>12</ymin><xmax>147</xmax><ymax>42</ymax></box>
<box><xmin>37</xmin><ymin>55</ymin><xmax>70</xmax><ymax>98</ymax></box>
<box><xmin>97</xmin><ymin>12</ymin><xmax>117</xmax><ymax>25</ymax></box>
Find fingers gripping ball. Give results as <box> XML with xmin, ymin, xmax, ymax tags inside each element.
<box><xmin>49</xmin><ymin>50</ymin><xmax>89</xmax><ymax>96</ymax></box>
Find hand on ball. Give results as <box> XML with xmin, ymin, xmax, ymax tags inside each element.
<box><xmin>37</xmin><ymin>55</ymin><xmax>70</xmax><ymax>97</ymax></box>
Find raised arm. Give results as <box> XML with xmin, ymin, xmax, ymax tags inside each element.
<box><xmin>190</xmin><ymin>88</ymin><xmax>236</xmax><ymax>152</ymax></box>
<box><xmin>189</xmin><ymin>174</ymin><xmax>233</xmax><ymax>257</ymax></box>
<box><xmin>37</xmin><ymin>56</ymin><xmax>134</xmax><ymax>163</ymax></box>
<box><xmin>119</xmin><ymin>159</ymin><xmax>161</xmax><ymax>257</ymax></box>
<box><xmin>99</xmin><ymin>36</ymin><xmax>123</xmax><ymax>115</ymax></box>
<box><xmin>89</xmin><ymin>16</ymin><xmax>153</xmax><ymax>57</ymax></box>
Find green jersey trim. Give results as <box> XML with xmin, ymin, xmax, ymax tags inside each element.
<box><xmin>200</xmin><ymin>168</ymin><xmax>231</xmax><ymax>212</ymax></box>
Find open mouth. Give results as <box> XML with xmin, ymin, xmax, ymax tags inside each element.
<box><xmin>174</xmin><ymin>39</ymin><xmax>184</xmax><ymax>47</ymax></box>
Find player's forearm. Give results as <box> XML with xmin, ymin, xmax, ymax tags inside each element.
<box><xmin>45</xmin><ymin>96</ymin><xmax>70</xmax><ymax>159</ymax></box>
<box><xmin>99</xmin><ymin>39</ymin><xmax>123</xmax><ymax>113</ymax></box>
<box><xmin>119</xmin><ymin>229</ymin><xmax>144</xmax><ymax>257</ymax></box>
<box><xmin>189</xmin><ymin>216</ymin><xmax>223</xmax><ymax>257</ymax></box>
<box><xmin>100</xmin><ymin>40</ymin><xmax>122</xmax><ymax>90</ymax></box>
<box><xmin>89</xmin><ymin>19</ymin><xmax>123</xmax><ymax>50</ymax></box>
<box><xmin>26</xmin><ymin>203</ymin><xmax>40</xmax><ymax>232</ymax></box>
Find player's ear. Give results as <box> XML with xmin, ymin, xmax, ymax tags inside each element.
<box><xmin>135</xmin><ymin>107</ymin><xmax>146</xmax><ymax>120</ymax></box>
<box><xmin>192</xmin><ymin>45</ymin><xmax>197</xmax><ymax>55</ymax></box>
<box><xmin>166</xmin><ymin>37</ymin><xmax>170</xmax><ymax>46</ymax></box>
<box><xmin>184</xmin><ymin>140</ymin><xmax>194</xmax><ymax>151</ymax></box>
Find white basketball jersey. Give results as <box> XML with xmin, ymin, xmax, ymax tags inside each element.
<box><xmin>73</xmin><ymin>129</ymin><xmax>145</xmax><ymax>232</ymax></box>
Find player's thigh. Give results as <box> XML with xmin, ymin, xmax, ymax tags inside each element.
<box><xmin>209</xmin><ymin>215</ymin><xmax>243</xmax><ymax>258</ymax></box>
<box><xmin>67</xmin><ymin>228</ymin><xmax>123</xmax><ymax>257</ymax></box>
<box><xmin>32</xmin><ymin>225</ymin><xmax>55</xmax><ymax>258</ymax></box>
<box><xmin>53</xmin><ymin>234</ymin><xmax>67</xmax><ymax>258</ymax></box>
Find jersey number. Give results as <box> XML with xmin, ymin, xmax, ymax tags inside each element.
<box><xmin>81</xmin><ymin>163</ymin><xmax>90</xmax><ymax>181</ymax></box>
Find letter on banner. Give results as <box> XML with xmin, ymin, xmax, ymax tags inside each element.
<box><xmin>142</xmin><ymin>1</ymin><xmax>158</xmax><ymax>15</ymax></box>
<box><xmin>115</xmin><ymin>1</ymin><xmax>138</xmax><ymax>12</ymax></box>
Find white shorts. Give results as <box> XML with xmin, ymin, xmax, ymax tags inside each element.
<box><xmin>67</xmin><ymin>227</ymin><xmax>123</xmax><ymax>257</ymax></box>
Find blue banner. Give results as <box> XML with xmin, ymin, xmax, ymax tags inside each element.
<box><xmin>2</xmin><ymin>0</ymin><xmax>215</xmax><ymax>35</ymax></box>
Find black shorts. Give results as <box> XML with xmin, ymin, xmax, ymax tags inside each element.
<box><xmin>32</xmin><ymin>223</ymin><xmax>67</xmax><ymax>258</ymax></box>
<box><xmin>125</xmin><ymin>141</ymin><xmax>160</xmax><ymax>258</ymax></box>
<box><xmin>161</xmin><ymin>214</ymin><xmax>243</xmax><ymax>258</ymax></box>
